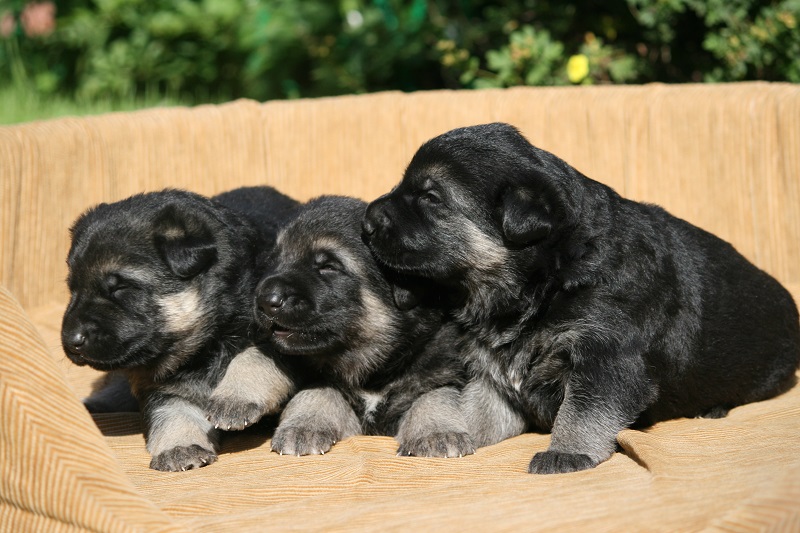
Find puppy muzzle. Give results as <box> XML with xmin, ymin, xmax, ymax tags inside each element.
<box><xmin>63</xmin><ymin>331</ymin><xmax>87</xmax><ymax>356</ymax></box>
<box><xmin>257</xmin><ymin>291</ymin><xmax>285</xmax><ymax>318</ymax></box>
<box><xmin>362</xmin><ymin>200</ymin><xmax>391</xmax><ymax>238</ymax></box>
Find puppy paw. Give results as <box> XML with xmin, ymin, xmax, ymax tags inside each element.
<box><xmin>528</xmin><ymin>451</ymin><xmax>596</xmax><ymax>474</ymax></box>
<box><xmin>271</xmin><ymin>426</ymin><xmax>337</xmax><ymax>456</ymax></box>
<box><xmin>150</xmin><ymin>445</ymin><xmax>217</xmax><ymax>472</ymax></box>
<box><xmin>396</xmin><ymin>432</ymin><xmax>476</xmax><ymax>458</ymax></box>
<box><xmin>205</xmin><ymin>397</ymin><xmax>268</xmax><ymax>431</ymax></box>
<box><xmin>699</xmin><ymin>406</ymin><xmax>729</xmax><ymax>419</ymax></box>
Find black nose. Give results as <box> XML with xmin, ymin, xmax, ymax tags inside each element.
<box><xmin>363</xmin><ymin>202</ymin><xmax>390</xmax><ymax>237</ymax></box>
<box><xmin>362</xmin><ymin>217</ymin><xmax>376</xmax><ymax>236</ymax></box>
<box><xmin>257</xmin><ymin>292</ymin><xmax>285</xmax><ymax>317</ymax></box>
<box><xmin>64</xmin><ymin>331</ymin><xmax>87</xmax><ymax>355</ymax></box>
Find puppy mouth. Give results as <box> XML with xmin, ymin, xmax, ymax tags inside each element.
<box><xmin>62</xmin><ymin>331</ymin><xmax>159</xmax><ymax>370</ymax></box>
<box><xmin>365</xmin><ymin>240</ymin><xmax>418</xmax><ymax>271</ymax></box>
<box><xmin>364</xmin><ymin>233</ymin><xmax>444</xmax><ymax>272</ymax></box>
<box><xmin>63</xmin><ymin>348</ymin><xmax>141</xmax><ymax>371</ymax></box>
<box><xmin>259</xmin><ymin>318</ymin><xmax>341</xmax><ymax>356</ymax></box>
<box><xmin>254</xmin><ymin>308</ymin><xmax>318</xmax><ymax>339</ymax></box>
<box><xmin>270</xmin><ymin>323</ymin><xmax>296</xmax><ymax>340</ymax></box>
<box><xmin>368</xmin><ymin>244</ymin><xmax>450</xmax><ymax>279</ymax></box>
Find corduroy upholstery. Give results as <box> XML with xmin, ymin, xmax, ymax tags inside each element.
<box><xmin>1</xmin><ymin>83</ymin><xmax>799</xmax><ymax>532</ymax></box>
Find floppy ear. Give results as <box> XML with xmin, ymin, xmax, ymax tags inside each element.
<box><xmin>501</xmin><ymin>188</ymin><xmax>553</xmax><ymax>245</ymax></box>
<box><xmin>154</xmin><ymin>205</ymin><xmax>217</xmax><ymax>279</ymax></box>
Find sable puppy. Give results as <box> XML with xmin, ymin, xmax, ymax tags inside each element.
<box><xmin>62</xmin><ymin>187</ymin><xmax>300</xmax><ymax>471</ymax></box>
<box><xmin>254</xmin><ymin>196</ymin><xmax>473</xmax><ymax>458</ymax></box>
<box><xmin>362</xmin><ymin>123</ymin><xmax>800</xmax><ymax>474</ymax></box>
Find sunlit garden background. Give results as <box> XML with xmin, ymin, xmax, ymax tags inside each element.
<box><xmin>1</xmin><ymin>0</ymin><xmax>798</xmax><ymax>124</ymax></box>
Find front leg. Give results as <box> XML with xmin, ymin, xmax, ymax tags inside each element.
<box><xmin>461</xmin><ymin>377</ymin><xmax>526</xmax><ymax>448</ymax></box>
<box><xmin>528</xmin><ymin>348</ymin><xmax>653</xmax><ymax>474</ymax></box>
<box><xmin>396</xmin><ymin>387</ymin><xmax>476</xmax><ymax>458</ymax></box>
<box><xmin>271</xmin><ymin>387</ymin><xmax>361</xmax><ymax>456</ymax></box>
<box><xmin>205</xmin><ymin>346</ymin><xmax>295</xmax><ymax>430</ymax></box>
<box><xmin>144</xmin><ymin>392</ymin><xmax>220</xmax><ymax>471</ymax></box>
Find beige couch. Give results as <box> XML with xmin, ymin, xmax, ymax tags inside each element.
<box><xmin>1</xmin><ymin>83</ymin><xmax>799</xmax><ymax>532</ymax></box>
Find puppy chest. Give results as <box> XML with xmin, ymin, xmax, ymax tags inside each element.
<box><xmin>466</xmin><ymin>339</ymin><xmax>566</xmax><ymax>425</ymax></box>
<box><xmin>359</xmin><ymin>390</ymin><xmax>384</xmax><ymax>417</ymax></box>
<box><xmin>356</xmin><ymin>389</ymin><xmax>402</xmax><ymax>436</ymax></box>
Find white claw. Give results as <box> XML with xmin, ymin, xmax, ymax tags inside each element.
<box><xmin>321</xmin><ymin>450</ymin><xmax>325</xmax><ymax>455</ymax></box>
<box><xmin>214</xmin><ymin>424</ymin><xmax>219</xmax><ymax>429</ymax></box>
<box><xmin>279</xmin><ymin>451</ymin><xmax>283</xmax><ymax>456</ymax></box>
<box><xmin>459</xmin><ymin>454</ymin><xmax>463</xmax><ymax>458</ymax></box>
<box><xmin>227</xmin><ymin>425</ymin><xmax>231</xmax><ymax>430</ymax></box>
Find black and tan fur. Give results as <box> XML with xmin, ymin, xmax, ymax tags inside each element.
<box><xmin>62</xmin><ymin>187</ymin><xmax>300</xmax><ymax>471</ymax></box>
<box><xmin>254</xmin><ymin>196</ymin><xmax>473</xmax><ymax>458</ymax></box>
<box><xmin>363</xmin><ymin>123</ymin><xmax>800</xmax><ymax>474</ymax></box>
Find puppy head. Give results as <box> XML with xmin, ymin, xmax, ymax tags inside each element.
<box><xmin>61</xmin><ymin>190</ymin><xmax>240</xmax><ymax>376</ymax></box>
<box><xmin>254</xmin><ymin>196</ymin><xmax>401</xmax><ymax>381</ymax></box>
<box><xmin>363</xmin><ymin>123</ymin><xmax>582</xmax><ymax>285</ymax></box>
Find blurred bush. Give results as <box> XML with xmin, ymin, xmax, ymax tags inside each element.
<box><xmin>1</xmin><ymin>0</ymin><xmax>798</xmax><ymax>104</ymax></box>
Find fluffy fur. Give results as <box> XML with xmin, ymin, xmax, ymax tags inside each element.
<box><xmin>254</xmin><ymin>196</ymin><xmax>473</xmax><ymax>457</ymax></box>
<box><xmin>362</xmin><ymin>122</ymin><xmax>800</xmax><ymax>474</ymax></box>
<box><xmin>62</xmin><ymin>187</ymin><xmax>301</xmax><ymax>471</ymax></box>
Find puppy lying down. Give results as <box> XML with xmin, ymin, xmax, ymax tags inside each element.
<box><xmin>62</xmin><ymin>187</ymin><xmax>301</xmax><ymax>471</ymax></box>
<box><xmin>363</xmin><ymin>123</ymin><xmax>800</xmax><ymax>474</ymax></box>
<box><xmin>254</xmin><ymin>196</ymin><xmax>474</xmax><ymax>458</ymax></box>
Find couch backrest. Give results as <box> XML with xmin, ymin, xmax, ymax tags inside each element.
<box><xmin>1</xmin><ymin>83</ymin><xmax>798</xmax><ymax>311</ymax></box>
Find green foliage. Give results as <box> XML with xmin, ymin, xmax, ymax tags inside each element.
<box><xmin>625</xmin><ymin>0</ymin><xmax>800</xmax><ymax>81</ymax></box>
<box><xmin>0</xmin><ymin>0</ymin><xmax>798</xmax><ymax>107</ymax></box>
<box><xmin>698</xmin><ymin>0</ymin><xmax>800</xmax><ymax>81</ymax></box>
<box><xmin>0</xmin><ymin>84</ymin><xmax>177</xmax><ymax>124</ymax></box>
<box><xmin>477</xmin><ymin>26</ymin><xmax>565</xmax><ymax>87</ymax></box>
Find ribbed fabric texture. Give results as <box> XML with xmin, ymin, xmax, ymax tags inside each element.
<box><xmin>1</xmin><ymin>83</ymin><xmax>799</xmax><ymax>531</ymax></box>
<box><xmin>0</xmin><ymin>286</ymin><xmax>185</xmax><ymax>532</ymax></box>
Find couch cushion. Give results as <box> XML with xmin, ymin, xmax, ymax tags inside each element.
<box><xmin>22</xmin><ymin>295</ymin><xmax>800</xmax><ymax>532</ymax></box>
<box><xmin>0</xmin><ymin>286</ymin><xmax>182</xmax><ymax>532</ymax></box>
<box><xmin>77</xmin><ymin>382</ymin><xmax>800</xmax><ymax>531</ymax></box>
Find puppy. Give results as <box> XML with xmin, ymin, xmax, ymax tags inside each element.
<box><xmin>253</xmin><ymin>196</ymin><xmax>473</xmax><ymax>458</ymax></box>
<box><xmin>62</xmin><ymin>187</ymin><xmax>301</xmax><ymax>471</ymax></box>
<box><xmin>362</xmin><ymin>123</ymin><xmax>800</xmax><ymax>474</ymax></box>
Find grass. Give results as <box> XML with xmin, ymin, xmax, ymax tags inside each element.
<box><xmin>0</xmin><ymin>85</ymin><xmax>183</xmax><ymax>126</ymax></box>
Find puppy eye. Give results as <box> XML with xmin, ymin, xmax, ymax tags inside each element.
<box><xmin>108</xmin><ymin>284</ymin><xmax>129</xmax><ymax>298</ymax></box>
<box><xmin>105</xmin><ymin>275</ymin><xmax>132</xmax><ymax>298</ymax></box>
<box><xmin>317</xmin><ymin>263</ymin><xmax>340</xmax><ymax>275</ymax></box>
<box><xmin>419</xmin><ymin>190</ymin><xmax>441</xmax><ymax>205</ymax></box>
<box><xmin>314</xmin><ymin>253</ymin><xmax>343</xmax><ymax>275</ymax></box>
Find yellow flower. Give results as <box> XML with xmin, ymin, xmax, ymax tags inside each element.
<box><xmin>567</xmin><ymin>54</ymin><xmax>590</xmax><ymax>84</ymax></box>
<box><xmin>778</xmin><ymin>11</ymin><xmax>796</xmax><ymax>29</ymax></box>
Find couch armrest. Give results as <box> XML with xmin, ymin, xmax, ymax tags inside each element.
<box><xmin>0</xmin><ymin>284</ymin><xmax>182</xmax><ymax>532</ymax></box>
